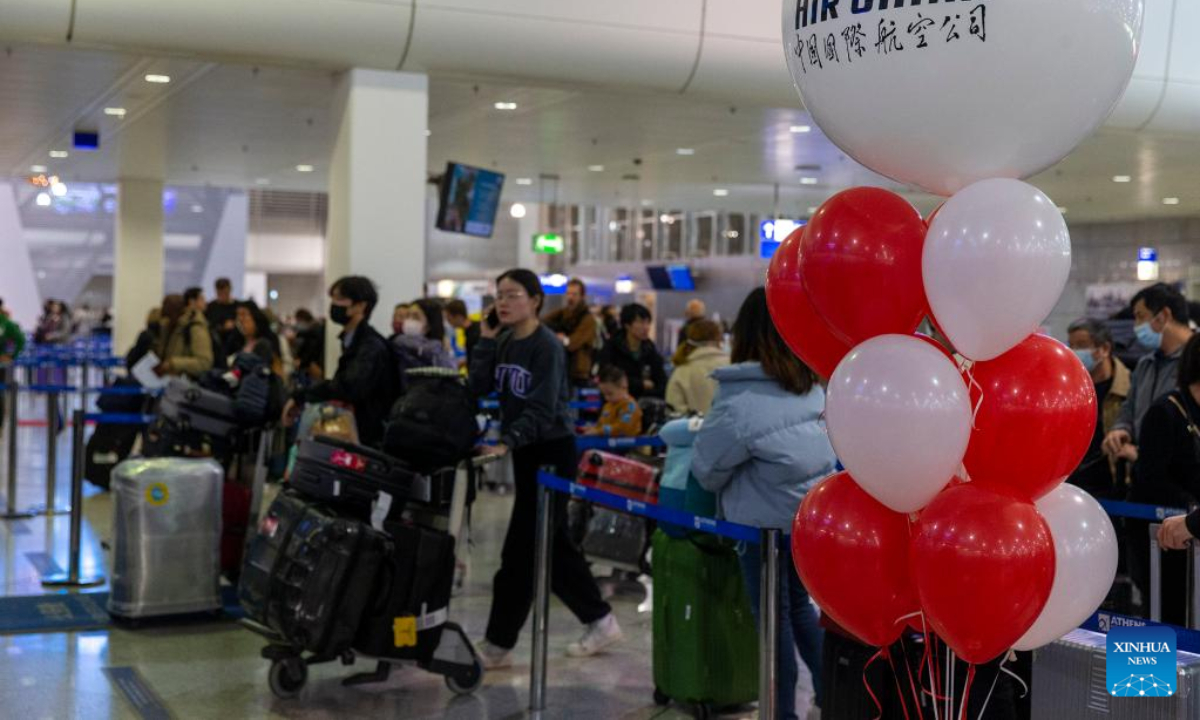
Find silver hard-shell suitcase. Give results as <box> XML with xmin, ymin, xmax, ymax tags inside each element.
<box><xmin>108</xmin><ymin>457</ymin><xmax>223</xmax><ymax>618</ymax></box>
<box><xmin>1032</xmin><ymin>629</ymin><xmax>1200</xmax><ymax>719</ymax></box>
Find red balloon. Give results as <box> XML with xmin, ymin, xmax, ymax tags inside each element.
<box><xmin>963</xmin><ymin>334</ymin><xmax>1097</xmax><ymax>501</ymax></box>
<box><xmin>911</xmin><ymin>484</ymin><xmax>1055</xmax><ymax>665</ymax></box>
<box><xmin>766</xmin><ymin>227</ymin><xmax>852</xmax><ymax>379</ymax></box>
<box><xmin>792</xmin><ymin>472</ymin><xmax>919</xmax><ymax>647</ymax></box>
<box><xmin>799</xmin><ymin>188</ymin><xmax>928</xmax><ymax>345</ymax></box>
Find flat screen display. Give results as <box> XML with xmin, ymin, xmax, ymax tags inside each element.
<box><xmin>646</xmin><ymin>265</ymin><xmax>695</xmax><ymax>291</ymax></box>
<box><xmin>436</xmin><ymin>162</ymin><xmax>505</xmax><ymax>237</ymax></box>
<box><xmin>646</xmin><ymin>266</ymin><xmax>673</xmax><ymax>290</ymax></box>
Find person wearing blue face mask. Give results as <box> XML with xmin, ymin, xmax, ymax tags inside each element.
<box><xmin>1066</xmin><ymin>318</ymin><xmax>1130</xmax><ymax>498</ymax></box>
<box><xmin>1103</xmin><ymin>284</ymin><xmax>1194</xmax><ymax>464</ymax></box>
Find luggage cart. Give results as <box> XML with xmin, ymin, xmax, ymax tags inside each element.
<box><xmin>241</xmin><ymin>453</ymin><xmax>494</xmax><ymax>699</ymax></box>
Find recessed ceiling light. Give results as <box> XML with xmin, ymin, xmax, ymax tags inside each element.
<box><xmin>296</xmin><ymin>164</ymin><xmax>314</xmax><ymax>173</ymax></box>
<box><xmin>145</xmin><ymin>74</ymin><xmax>171</xmax><ymax>84</ymax></box>
<box><xmin>659</xmin><ymin>213</ymin><xmax>674</xmax><ymax>224</ymax></box>
<box><xmin>51</xmin><ymin>182</ymin><xmax>67</xmax><ymax>197</ymax></box>
<box><xmin>1163</xmin><ymin>197</ymin><xmax>1180</xmax><ymax>205</ymax></box>
<box><xmin>515</xmin><ymin>178</ymin><xmax>533</xmax><ymax>186</ymax></box>
<box><xmin>493</xmin><ymin>102</ymin><xmax>518</xmax><ymax>111</ymax></box>
<box><xmin>255</xmin><ymin>178</ymin><xmax>270</xmax><ymax>186</ymax></box>
<box><xmin>191</xmin><ymin>204</ymin><xmax>204</xmax><ymax>213</ymax></box>
<box><xmin>510</xmin><ymin>203</ymin><xmax>527</xmax><ymax>219</ymax></box>
<box><xmin>104</xmin><ymin>107</ymin><xmax>126</xmax><ymax>118</ymax></box>
<box><xmin>1112</xmin><ymin>175</ymin><xmax>1132</xmax><ymax>183</ymax></box>
<box><xmin>49</xmin><ymin>150</ymin><xmax>68</xmax><ymax>159</ymax></box>
<box><xmin>676</xmin><ymin>148</ymin><xmax>696</xmax><ymax>156</ymax></box>
<box><xmin>713</xmin><ymin>188</ymin><xmax>729</xmax><ymax>197</ymax></box>
<box><xmin>588</xmin><ymin>165</ymin><xmax>605</xmax><ymax>172</ymax></box>
<box><xmin>30</xmin><ymin>165</ymin><xmax>47</xmax><ymax>173</ymax></box>
<box><xmin>35</xmin><ymin>193</ymin><xmax>51</xmax><ymax>207</ymax></box>
<box><xmin>790</xmin><ymin>125</ymin><xmax>813</xmax><ymax>133</ymax></box>
<box><xmin>800</xmin><ymin>177</ymin><xmax>819</xmax><ymax>185</ymax></box>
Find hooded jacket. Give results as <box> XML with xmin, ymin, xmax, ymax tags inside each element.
<box><xmin>666</xmin><ymin>346</ymin><xmax>730</xmax><ymax>415</ymax></box>
<box><xmin>158</xmin><ymin>307</ymin><xmax>214</xmax><ymax>379</ymax></box>
<box><xmin>691</xmin><ymin>362</ymin><xmax>837</xmax><ymax>530</ymax></box>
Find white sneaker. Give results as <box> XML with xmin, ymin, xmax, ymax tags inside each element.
<box><xmin>476</xmin><ymin>640</ymin><xmax>514</xmax><ymax>670</ymax></box>
<box><xmin>566</xmin><ymin>614</ymin><xmax>624</xmax><ymax>657</ymax></box>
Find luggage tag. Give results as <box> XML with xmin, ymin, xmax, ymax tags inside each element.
<box><xmin>393</xmin><ymin>617</ymin><xmax>417</xmax><ymax>648</ymax></box>
<box><xmin>371</xmin><ymin>491</ymin><xmax>393</xmax><ymax>531</ymax></box>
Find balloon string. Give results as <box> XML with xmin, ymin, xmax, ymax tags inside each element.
<box><xmin>975</xmin><ymin>655</ymin><xmax>1008</xmax><ymax>720</ymax></box>
<box><xmin>885</xmin><ymin>646</ymin><xmax>914</xmax><ymax>720</ymax></box>
<box><xmin>947</xmin><ymin>649</ymin><xmax>956</xmax><ymax>720</ymax></box>
<box><xmin>958</xmin><ymin>664</ymin><xmax>977</xmax><ymax>720</ymax></box>
<box><xmin>958</xmin><ymin>357</ymin><xmax>983</xmax><ymax>429</ymax></box>
<box><xmin>1001</xmin><ymin>653</ymin><xmax>1029</xmax><ymax>699</ymax></box>
<box><xmin>863</xmin><ymin>648</ymin><xmax>888</xmax><ymax>720</ymax></box>
<box><xmin>899</xmin><ymin>636</ymin><xmax>926</xmax><ymax>720</ymax></box>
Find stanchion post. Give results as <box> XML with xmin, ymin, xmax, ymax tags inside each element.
<box><xmin>42</xmin><ymin>410</ymin><xmax>103</xmax><ymax>588</ymax></box>
<box><xmin>759</xmin><ymin>528</ymin><xmax>780</xmax><ymax>720</ymax></box>
<box><xmin>2</xmin><ymin>379</ymin><xmax>32</xmax><ymax>520</ymax></box>
<box><xmin>42</xmin><ymin>388</ymin><xmax>69</xmax><ymax>515</ymax></box>
<box><xmin>530</xmin><ymin>476</ymin><xmax>555</xmax><ymax>715</ymax></box>
<box><xmin>78</xmin><ymin>359</ymin><xmax>89</xmax><ymax>414</ymax></box>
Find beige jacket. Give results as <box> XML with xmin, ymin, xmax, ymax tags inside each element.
<box><xmin>666</xmin><ymin>346</ymin><xmax>729</xmax><ymax>415</ymax></box>
<box><xmin>158</xmin><ymin>307</ymin><xmax>214</xmax><ymax>379</ymax></box>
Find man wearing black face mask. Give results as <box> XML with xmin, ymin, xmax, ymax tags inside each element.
<box><xmin>281</xmin><ymin>276</ymin><xmax>398</xmax><ymax>447</ymax></box>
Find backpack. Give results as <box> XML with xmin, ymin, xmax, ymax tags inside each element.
<box><xmin>383</xmin><ymin>368</ymin><xmax>480</xmax><ymax>472</ymax></box>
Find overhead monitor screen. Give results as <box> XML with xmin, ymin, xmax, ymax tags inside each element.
<box><xmin>436</xmin><ymin>162</ymin><xmax>505</xmax><ymax>237</ymax></box>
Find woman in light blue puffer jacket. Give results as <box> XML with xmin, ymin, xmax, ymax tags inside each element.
<box><xmin>691</xmin><ymin>287</ymin><xmax>836</xmax><ymax>720</ymax></box>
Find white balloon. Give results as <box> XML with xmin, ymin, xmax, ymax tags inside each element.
<box><xmin>780</xmin><ymin>0</ymin><xmax>1143</xmax><ymax>196</ymax></box>
<box><xmin>826</xmin><ymin>335</ymin><xmax>972</xmax><ymax>513</ymax></box>
<box><xmin>1014</xmin><ymin>484</ymin><xmax>1118</xmax><ymax>651</ymax></box>
<box><xmin>923</xmin><ymin>178</ymin><xmax>1070</xmax><ymax>362</ymax></box>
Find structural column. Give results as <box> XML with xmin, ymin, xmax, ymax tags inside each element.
<box><xmin>113</xmin><ymin>110</ymin><xmax>167</xmax><ymax>355</ymax></box>
<box><xmin>326</xmin><ymin>68</ymin><xmax>428</xmax><ymax>369</ymax></box>
<box><xmin>113</xmin><ymin>179</ymin><xmax>165</xmax><ymax>355</ymax></box>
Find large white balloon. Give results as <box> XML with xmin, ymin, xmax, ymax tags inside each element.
<box><xmin>780</xmin><ymin>0</ymin><xmax>1143</xmax><ymax>196</ymax></box>
<box><xmin>826</xmin><ymin>335</ymin><xmax>972</xmax><ymax>514</ymax></box>
<box><xmin>1014</xmin><ymin>484</ymin><xmax>1118</xmax><ymax>651</ymax></box>
<box><xmin>923</xmin><ymin>178</ymin><xmax>1070</xmax><ymax>362</ymax></box>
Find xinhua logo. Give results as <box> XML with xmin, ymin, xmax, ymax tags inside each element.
<box><xmin>1106</xmin><ymin>626</ymin><xmax>1177</xmax><ymax>697</ymax></box>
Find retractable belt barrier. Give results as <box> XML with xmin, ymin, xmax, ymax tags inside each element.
<box><xmin>479</xmin><ymin>399</ymin><xmax>601</xmax><ymax>411</ymax></box>
<box><xmin>530</xmin><ymin>471</ymin><xmax>780</xmax><ymax>717</ymax></box>
<box><xmin>1098</xmin><ymin>498</ymin><xmax>1187</xmax><ymax>522</ymax></box>
<box><xmin>574</xmin><ymin>435</ymin><xmax>665</xmax><ymax>451</ymax></box>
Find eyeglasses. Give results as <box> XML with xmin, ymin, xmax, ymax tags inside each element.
<box><xmin>496</xmin><ymin>292</ymin><xmax>528</xmax><ymax>303</ymax></box>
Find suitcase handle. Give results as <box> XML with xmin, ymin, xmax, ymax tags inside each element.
<box><xmin>1149</xmin><ymin>521</ymin><xmax>1200</xmax><ymax>628</ymax></box>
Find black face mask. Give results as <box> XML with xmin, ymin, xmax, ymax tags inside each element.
<box><xmin>329</xmin><ymin>303</ymin><xmax>351</xmax><ymax>326</ymax></box>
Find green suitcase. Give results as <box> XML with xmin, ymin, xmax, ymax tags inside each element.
<box><xmin>652</xmin><ymin>529</ymin><xmax>759</xmax><ymax>713</ymax></box>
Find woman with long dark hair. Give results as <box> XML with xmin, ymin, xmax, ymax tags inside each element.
<box><xmin>468</xmin><ymin>269</ymin><xmax>621</xmax><ymax>668</ymax></box>
<box><xmin>393</xmin><ymin>297</ymin><xmax>455</xmax><ymax>370</ymax></box>
<box><xmin>691</xmin><ymin>287</ymin><xmax>836</xmax><ymax>720</ymax></box>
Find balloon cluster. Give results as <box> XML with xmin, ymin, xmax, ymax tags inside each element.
<box><xmin>772</xmin><ymin>0</ymin><xmax>1145</xmax><ymax>667</ymax></box>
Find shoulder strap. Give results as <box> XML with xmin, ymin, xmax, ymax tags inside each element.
<box><xmin>1168</xmin><ymin>394</ymin><xmax>1200</xmax><ymax>437</ymax></box>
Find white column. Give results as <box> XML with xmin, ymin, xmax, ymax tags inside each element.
<box><xmin>113</xmin><ymin>179</ymin><xmax>165</xmax><ymax>354</ymax></box>
<box><xmin>326</xmin><ymin>68</ymin><xmax>428</xmax><ymax>370</ymax></box>
<box><xmin>0</xmin><ymin>182</ymin><xmax>41</xmax><ymax>329</ymax></box>
<box><xmin>114</xmin><ymin>110</ymin><xmax>167</xmax><ymax>355</ymax></box>
<box><xmin>200</xmin><ymin>192</ymin><xmax>249</xmax><ymax>299</ymax></box>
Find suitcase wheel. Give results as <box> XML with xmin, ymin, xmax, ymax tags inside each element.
<box><xmin>653</xmin><ymin>687</ymin><xmax>670</xmax><ymax>707</ymax></box>
<box><xmin>268</xmin><ymin>657</ymin><xmax>308</xmax><ymax>699</ymax></box>
<box><xmin>444</xmin><ymin>658</ymin><xmax>484</xmax><ymax>696</ymax></box>
<box><xmin>691</xmin><ymin>703</ymin><xmax>712</xmax><ymax>720</ymax></box>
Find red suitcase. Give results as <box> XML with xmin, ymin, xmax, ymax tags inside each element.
<box><xmin>577</xmin><ymin>450</ymin><xmax>659</xmax><ymax>503</ymax></box>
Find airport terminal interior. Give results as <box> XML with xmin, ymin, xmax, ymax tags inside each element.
<box><xmin>2</xmin><ymin>1</ymin><xmax>1200</xmax><ymax>719</ymax></box>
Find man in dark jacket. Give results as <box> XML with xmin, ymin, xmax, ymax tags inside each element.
<box><xmin>597</xmin><ymin>303</ymin><xmax>667</xmax><ymax>399</ymax></box>
<box><xmin>282</xmin><ymin>276</ymin><xmax>397</xmax><ymax>447</ymax></box>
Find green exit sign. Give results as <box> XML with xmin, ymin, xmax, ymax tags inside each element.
<box><xmin>533</xmin><ymin>233</ymin><xmax>564</xmax><ymax>254</ymax></box>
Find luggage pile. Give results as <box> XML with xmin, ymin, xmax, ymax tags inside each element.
<box><xmin>238</xmin><ymin>387</ymin><xmax>484</xmax><ymax>699</ymax></box>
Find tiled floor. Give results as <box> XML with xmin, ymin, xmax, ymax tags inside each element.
<box><xmin>0</xmin><ymin>392</ymin><xmax>815</xmax><ymax>719</ymax></box>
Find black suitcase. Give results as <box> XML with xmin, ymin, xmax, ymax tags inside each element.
<box><xmin>238</xmin><ymin>490</ymin><xmax>390</xmax><ymax>656</ymax></box>
<box><xmin>290</xmin><ymin>436</ymin><xmax>419</xmax><ymax>508</ymax></box>
<box><xmin>84</xmin><ymin>422</ymin><xmax>140</xmax><ymax>490</ymax></box>
<box><xmin>159</xmin><ymin>378</ymin><xmax>239</xmax><ymax>439</ymax></box>
<box><xmin>354</xmin><ymin>522</ymin><xmax>456</xmax><ymax>664</ymax></box>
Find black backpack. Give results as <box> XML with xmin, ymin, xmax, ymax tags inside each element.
<box><xmin>383</xmin><ymin>369</ymin><xmax>479</xmax><ymax>472</ymax></box>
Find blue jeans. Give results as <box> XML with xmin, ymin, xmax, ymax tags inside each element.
<box><xmin>739</xmin><ymin>534</ymin><xmax>824</xmax><ymax>720</ymax></box>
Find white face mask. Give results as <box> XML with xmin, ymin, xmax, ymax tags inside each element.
<box><xmin>402</xmin><ymin>318</ymin><xmax>425</xmax><ymax>337</ymax></box>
